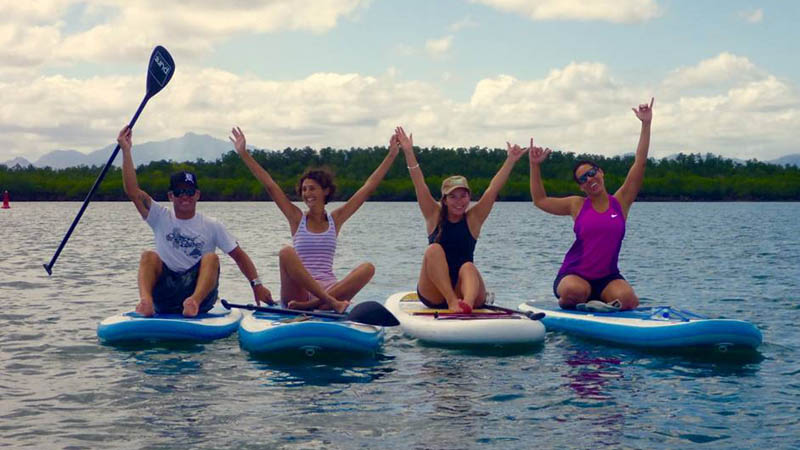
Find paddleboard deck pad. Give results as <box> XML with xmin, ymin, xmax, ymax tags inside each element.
<box><xmin>385</xmin><ymin>291</ymin><xmax>545</xmax><ymax>346</ymax></box>
<box><xmin>238</xmin><ymin>310</ymin><xmax>384</xmax><ymax>356</ymax></box>
<box><xmin>97</xmin><ymin>305</ymin><xmax>243</xmax><ymax>343</ymax></box>
<box><xmin>518</xmin><ymin>302</ymin><xmax>762</xmax><ymax>349</ymax></box>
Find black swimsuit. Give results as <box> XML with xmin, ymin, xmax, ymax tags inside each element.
<box><xmin>429</xmin><ymin>216</ymin><xmax>477</xmax><ymax>286</ymax></box>
<box><xmin>416</xmin><ymin>217</ymin><xmax>478</xmax><ymax>309</ymax></box>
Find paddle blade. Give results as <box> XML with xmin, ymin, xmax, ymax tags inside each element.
<box><xmin>146</xmin><ymin>45</ymin><xmax>175</xmax><ymax>98</ymax></box>
<box><xmin>347</xmin><ymin>301</ymin><xmax>399</xmax><ymax>327</ymax></box>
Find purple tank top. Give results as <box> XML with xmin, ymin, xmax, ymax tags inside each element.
<box><xmin>557</xmin><ymin>195</ymin><xmax>625</xmax><ymax>280</ymax></box>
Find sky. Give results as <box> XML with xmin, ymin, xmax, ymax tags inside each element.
<box><xmin>1</xmin><ymin>0</ymin><xmax>798</xmax><ymax>163</ymax></box>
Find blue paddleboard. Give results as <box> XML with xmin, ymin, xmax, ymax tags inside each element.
<box><xmin>97</xmin><ymin>305</ymin><xmax>243</xmax><ymax>342</ymax></box>
<box><xmin>238</xmin><ymin>310</ymin><xmax>384</xmax><ymax>356</ymax></box>
<box><xmin>518</xmin><ymin>302</ymin><xmax>762</xmax><ymax>350</ymax></box>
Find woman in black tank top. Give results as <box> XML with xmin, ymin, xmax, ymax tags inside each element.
<box><xmin>395</xmin><ymin>126</ymin><xmax>526</xmax><ymax>313</ymax></box>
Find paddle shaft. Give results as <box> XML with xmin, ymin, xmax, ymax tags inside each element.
<box><xmin>485</xmin><ymin>304</ymin><xmax>545</xmax><ymax>320</ymax></box>
<box><xmin>221</xmin><ymin>299</ymin><xmax>347</xmax><ymax>320</ymax></box>
<box><xmin>43</xmin><ymin>95</ymin><xmax>151</xmax><ymax>275</ymax></box>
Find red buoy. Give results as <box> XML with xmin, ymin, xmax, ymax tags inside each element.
<box><xmin>2</xmin><ymin>190</ymin><xmax>9</xmax><ymax>209</ymax></box>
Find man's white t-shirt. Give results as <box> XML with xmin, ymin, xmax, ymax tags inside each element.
<box><xmin>146</xmin><ymin>201</ymin><xmax>238</xmax><ymax>272</ymax></box>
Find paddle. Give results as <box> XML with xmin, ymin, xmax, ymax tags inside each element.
<box><xmin>43</xmin><ymin>45</ymin><xmax>175</xmax><ymax>275</ymax></box>
<box><xmin>485</xmin><ymin>304</ymin><xmax>545</xmax><ymax>321</ymax></box>
<box><xmin>220</xmin><ymin>299</ymin><xmax>400</xmax><ymax>327</ymax></box>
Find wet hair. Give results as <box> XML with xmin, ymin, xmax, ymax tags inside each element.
<box><xmin>431</xmin><ymin>198</ymin><xmax>449</xmax><ymax>243</ymax></box>
<box><xmin>572</xmin><ymin>160</ymin><xmax>601</xmax><ymax>183</ymax></box>
<box><xmin>296</xmin><ymin>167</ymin><xmax>336</xmax><ymax>203</ymax></box>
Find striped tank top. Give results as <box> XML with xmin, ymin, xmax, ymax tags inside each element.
<box><xmin>293</xmin><ymin>213</ymin><xmax>337</xmax><ymax>283</ymax></box>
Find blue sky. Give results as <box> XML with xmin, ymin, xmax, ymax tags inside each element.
<box><xmin>1</xmin><ymin>0</ymin><xmax>798</xmax><ymax>163</ymax></box>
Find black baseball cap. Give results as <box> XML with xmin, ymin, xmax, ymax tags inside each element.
<box><xmin>169</xmin><ymin>171</ymin><xmax>199</xmax><ymax>190</ymax></box>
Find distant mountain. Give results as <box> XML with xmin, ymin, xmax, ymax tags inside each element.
<box><xmin>31</xmin><ymin>133</ymin><xmax>235</xmax><ymax>169</ymax></box>
<box><xmin>770</xmin><ymin>154</ymin><xmax>800</xmax><ymax>167</ymax></box>
<box><xmin>662</xmin><ymin>153</ymin><xmax>747</xmax><ymax>164</ymax></box>
<box><xmin>35</xmin><ymin>150</ymin><xmax>96</xmax><ymax>168</ymax></box>
<box><xmin>1</xmin><ymin>156</ymin><xmax>34</xmax><ymax>168</ymax></box>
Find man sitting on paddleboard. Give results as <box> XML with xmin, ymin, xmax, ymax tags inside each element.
<box><xmin>118</xmin><ymin>126</ymin><xmax>273</xmax><ymax>317</ymax></box>
<box><xmin>525</xmin><ymin>98</ymin><xmax>654</xmax><ymax>311</ymax></box>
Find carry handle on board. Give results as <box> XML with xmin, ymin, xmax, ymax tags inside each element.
<box><xmin>220</xmin><ymin>299</ymin><xmax>400</xmax><ymax>327</ymax></box>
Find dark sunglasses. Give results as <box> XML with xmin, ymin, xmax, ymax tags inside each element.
<box><xmin>576</xmin><ymin>167</ymin><xmax>599</xmax><ymax>185</ymax></box>
<box><xmin>171</xmin><ymin>188</ymin><xmax>196</xmax><ymax>197</ymax></box>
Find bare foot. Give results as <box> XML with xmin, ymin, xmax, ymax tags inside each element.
<box><xmin>331</xmin><ymin>299</ymin><xmax>350</xmax><ymax>314</ymax></box>
<box><xmin>288</xmin><ymin>299</ymin><xmax>316</xmax><ymax>310</ymax></box>
<box><xmin>136</xmin><ymin>299</ymin><xmax>155</xmax><ymax>317</ymax></box>
<box><xmin>182</xmin><ymin>297</ymin><xmax>200</xmax><ymax>317</ymax></box>
<box><xmin>457</xmin><ymin>300</ymin><xmax>473</xmax><ymax>314</ymax></box>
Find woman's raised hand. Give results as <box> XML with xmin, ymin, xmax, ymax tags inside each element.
<box><xmin>632</xmin><ymin>97</ymin><xmax>654</xmax><ymax>123</ymax></box>
<box><xmin>506</xmin><ymin>141</ymin><xmax>526</xmax><ymax>162</ymax></box>
<box><xmin>527</xmin><ymin>138</ymin><xmax>552</xmax><ymax>165</ymax></box>
<box><xmin>388</xmin><ymin>132</ymin><xmax>400</xmax><ymax>157</ymax></box>
<box><xmin>229</xmin><ymin>126</ymin><xmax>247</xmax><ymax>154</ymax></box>
<box><xmin>395</xmin><ymin>126</ymin><xmax>414</xmax><ymax>154</ymax></box>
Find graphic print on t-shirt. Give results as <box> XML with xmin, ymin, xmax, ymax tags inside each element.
<box><xmin>166</xmin><ymin>227</ymin><xmax>205</xmax><ymax>258</ymax></box>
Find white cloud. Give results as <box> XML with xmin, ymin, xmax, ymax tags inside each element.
<box><xmin>472</xmin><ymin>0</ymin><xmax>661</xmax><ymax>23</ymax></box>
<box><xmin>740</xmin><ymin>8</ymin><xmax>764</xmax><ymax>24</ymax></box>
<box><xmin>663</xmin><ymin>52</ymin><xmax>764</xmax><ymax>91</ymax></box>
<box><xmin>1</xmin><ymin>55</ymin><xmax>798</xmax><ymax>163</ymax></box>
<box><xmin>425</xmin><ymin>35</ymin><xmax>454</xmax><ymax>57</ymax></box>
<box><xmin>1</xmin><ymin>0</ymin><xmax>370</xmax><ymax>68</ymax></box>
<box><xmin>449</xmin><ymin>16</ymin><xmax>479</xmax><ymax>32</ymax></box>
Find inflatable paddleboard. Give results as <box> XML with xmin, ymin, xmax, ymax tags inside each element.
<box><xmin>97</xmin><ymin>305</ymin><xmax>243</xmax><ymax>343</ymax></box>
<box><xmin>518</xmin><ymin>302</ymin><xmax>762</xmax><ymax>350</ymax></box>
<box><xmin>385</xmin><ymin>291</ymin><xmax>545</xmax><ymax>346</ymax></box>
<box><xmin>238</xmin><ymin>310</ymin><xmax>384</xmax><ymax>356</ymax></box>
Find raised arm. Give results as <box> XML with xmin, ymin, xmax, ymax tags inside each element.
<box><xmin>118</xmin><ymin>126</ymin><xmax>153</xmax><ymax>219</ymax></box>
<box><xmin>228</xmin><ymin>245</ymin><xmax>274</xmax><ymax>306</ymax></box>
<box><xmin>467</xmin><ymin>143</ymin><xmax>526</xmax><ymax>232</ymax></box>
<box><xmin>614</xmin><ymin>97</ymin><xmax>654</xmax><ymax>215</ymax></box>
<box><xmin>231</xmin><ymin>127</ymin><xmax>302</xmax><ymax>227</ymax></box>
<box><xmin>332</xmin><ymin>134</ymin><xmax>400</xmax><ymax>228</ymax></box>
<box><xmin>396</xmin><ymin>127</ymin><xmax>439</xmax><ymax>229</ymax></box>
<box><xmin>528</xmin><ymin>140</ymin><xmax>582</xmax><ymax>217</ymax></box>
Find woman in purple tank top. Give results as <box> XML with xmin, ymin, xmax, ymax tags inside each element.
<box><xmin>231</xmin><ymin>127</ymin><xmax>399</xmax><ymax>313</ymax></box>
<box><xmin>527</xmin><ymin>98</ymin><xmax>654</xmax><ymax>311</ymax></box>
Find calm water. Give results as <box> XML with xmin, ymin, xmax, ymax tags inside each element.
<box><xmin>1</xmin><ymin>201</ymin><xmax>799</xmax><ymax>449</ymax></box>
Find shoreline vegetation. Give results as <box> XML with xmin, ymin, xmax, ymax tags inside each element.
<box><xmin>2</xmin><ymin>147</ymin><xmax>798</xmax><ymax>201</ymax></box>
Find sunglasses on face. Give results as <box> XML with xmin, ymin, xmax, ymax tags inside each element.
<box><xmin>576</xmin><ymin>167</ymin><xmax>599</xmax><ymax>185</ymax></box>
<box><xmin>171</xmin><ymin>188</ymin><xmax>196</xmax><ymax>197</ymax></box>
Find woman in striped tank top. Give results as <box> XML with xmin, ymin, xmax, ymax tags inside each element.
<box><xmin>526</xmin><ymin>98</ymin><xmax>654</xmax><ymax>311</ymax></box>
<box><xmin>232</xmin><ymin>127</ymin><xmax>399</xmax><ymax>313</ymax></box>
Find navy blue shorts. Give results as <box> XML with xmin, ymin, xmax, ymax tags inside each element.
<box><xmin>553</xmin><ymin>272</ymin><xmax>625</xmax><ymax>301</ymax></box>
<box><xmin>153</xmin><ymin>260</ymin><xmax>219</xmax><ymax>314</ymax></box>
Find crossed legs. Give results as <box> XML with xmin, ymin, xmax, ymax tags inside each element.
<box><xmin>279</xmin><ymin>245</ymin><xmax>372</xmax><ymax>313</ymax></box>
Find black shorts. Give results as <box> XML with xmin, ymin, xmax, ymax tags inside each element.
<box><xmin>553</xmin><ymin>272</ymin><xmax>625</xmax><ymax>301</ymax></box>
<box><xmin>416</xmin><ymin>288</ymin><xmax>448</xmax><ymax>309</ymax></box>
<box><xmin>153</xmin><ymin>259</ymin><xmax>219</xmax><ymax>314</ymax></box>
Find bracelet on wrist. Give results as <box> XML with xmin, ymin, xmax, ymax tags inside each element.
<box><xmin>407</xmin><ymin>163</ymin><xmax>420</xmax><ymax>170</ymax></box>
<box><xmin>249</xmin><ymin>277</ymin><xmax>262</xmax><ymax>288</ymax></box>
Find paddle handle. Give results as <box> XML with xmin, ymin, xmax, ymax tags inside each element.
<box><xmin>43</xmin><ymin>95</ymin><xmax>150</xmax><ymax>275</ymax></box>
